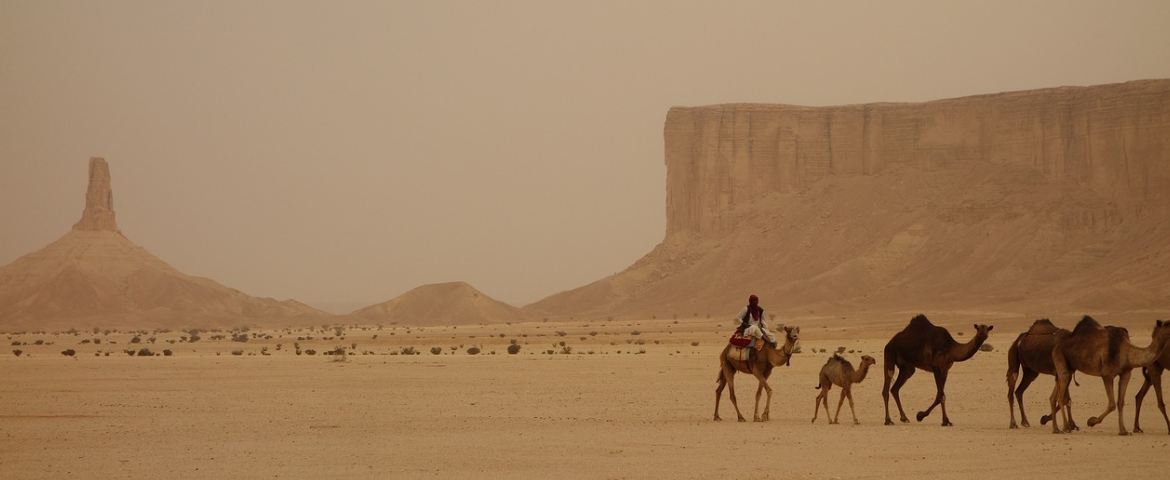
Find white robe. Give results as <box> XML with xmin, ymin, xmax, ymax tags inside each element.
<box><xmin>734</xmin><ymin>306</ymin><xmax>776</xmax><ymax>344</ymax></box>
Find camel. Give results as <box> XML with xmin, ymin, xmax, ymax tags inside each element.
<box><xmin>1049</xmin><ymin>317</ymin><xmax>1170</xmax><ymax>435</ymax></box>
<box><xmin>812</xmin><ymin>354</ymin><xmax>876</xmax><ymax>425</ymax></box>
<box><xmin>1133</xmin><ymin>327</ymin><xmax>1170</xmax><ymax>434</ymax></box>
<box><xmin>1006</xmin><ymin>319</ymin><xmax>1077</xmax><ymax>430</ymax></box>
<box><xmin>714</xmin><ymin>325</ymin><xmax>800</xmax><ymax>422</ymax></box>
<box><xmin>882</xmin><ymin>314</ymin><xmax>993</xmax><ymax>426</ymax></box>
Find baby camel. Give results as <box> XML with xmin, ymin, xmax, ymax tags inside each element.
<box><xmin>812</xmin><ymin>354</ymin><xmax>876</xmax><ymax>425</ymax></box>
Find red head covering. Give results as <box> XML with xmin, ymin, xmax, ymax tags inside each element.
<box><xmin>748</xmin><ymin>295</ymin><xmax>761</xmax><ymax>320</ymax></box>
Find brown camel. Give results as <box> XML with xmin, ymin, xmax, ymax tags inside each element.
<box><xmin>1133</xmin><ymin>326</ymin><xmax>1170</xmax><ymax>434</ymax></box>
<box><xmin>882</xmin><ymin>314</ymin><xmax>993</xmax><ymax>426</ymax></box>
<box><xmin>1049</xmin><ymin>317</ymin><xmax>1170</xmax><ymax>435</ymax></box>
<box><xmin>812</xmin><ymin>354</ymin><xmax>876</xmax><ymax>425</ymax></box>
<box><xmin>1006</xmin><ymin>319</ymin><xmax>1077</xmax><ymax>430</ymax></box>
<box><xmin>714</xmin><ymin>325</ymin><xmax>800</xmax><ymax>422</ymax></box>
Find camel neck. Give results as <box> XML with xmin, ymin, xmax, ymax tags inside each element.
<box><xmin>951</xmin><ymin>332</ymin><xmax>987</xmax><ymax>362</ymax></box>
<box><xmin>851</xmin><ymin>361</ymin><xmax>873</xmax><ymax>383</ymax></box>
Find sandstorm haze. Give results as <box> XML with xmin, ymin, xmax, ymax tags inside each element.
<box><xmin>3</xmin><ymin>1</ymin><xmax>1170</xmax><ymax>312</ymax></box>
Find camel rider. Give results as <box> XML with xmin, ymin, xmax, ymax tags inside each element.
<box><xmin>734</xmin><ymin>295</ymin><xmax>777</xmax><ymax>346</ymax></box>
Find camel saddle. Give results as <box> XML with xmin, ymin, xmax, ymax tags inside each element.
<box><xmin>727</xmin><ymin>333</ymin><xmax>764</xmax><ymax>362</ymax></box>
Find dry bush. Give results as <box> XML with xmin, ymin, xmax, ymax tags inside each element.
<box><xmin>466</xmin><ymin>347</ymin><xmax>481</xmax><ymax>355</ymax></box>
<box><xmin>61</xmin><ymin>349</ymin><xmax>76</xmax><ymax>356</ymax></box>
<box><xmin>13</xmin><ymin>349</ymin><xmax>22</xmax><ymax>357</ymax></box>
<box><xmin>430</xmin><ymin>347</ymin><xmax>442</xmax><ymax>355</ymax></box>
<box><xmin>231</xmin><ymin>350</ymin><xmax>244</xmax><ymax>356</ymax></box>
<box><xmin>507</xmin><ymin>344</ymin><xmax>521</xmax><ymax>354</ymax></box>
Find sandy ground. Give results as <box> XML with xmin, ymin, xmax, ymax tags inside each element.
<box><xmin>3</xmin><ymin>314</ymin><xmax>1169</xmax><ymax>479</ymax></box>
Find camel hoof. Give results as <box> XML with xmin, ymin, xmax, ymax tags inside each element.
<box><xmin>1087</xmin><ymin>417</ymin><xmax>1100</xmax><ymax>427</ymax></box>
<box><xmin>737</xmin><ymin>418</ymin><xmax>746</xmax><ymax>423</ymax></box>
<box><xmin>942</xmin><ymin>421</ymin><xmax>953</xmax><ymax>427</ymax></box>
<box><xmin>714</xmin><ymin>416</ymin><xmax>722</xmax><ymax>421</ymax></box>
<box><xmin>1009</xmin><ymin>423</ymin><xmax>1018</xmax><ymax>429</ymax></box>
<box><xmin>1040</xmin><ymin>415</ymin><xmax>1051</xmax><ymax>425</ymax></box>
<box><xmin>915</xmin><ymin>411</ymin><xmax>928</xmax><ymax>422</ymax></box>
<box><xmin>853</xmin><ymin>420</ymin><xmax>860</xmax><ymax>425</ymax></box>
<box><xmin>1021</xmin><ymin>420</ymin><xmax>1032</xmax><ymax>428</ymax></box>
<box><xmin>1133</xmin><ymin>427</ymin><xmax>1144</xmax><ymax>434</ymax></box>
<box><xmin>885</xmin><ymin>419</ymin><xmax>894</xmax><ymax>426</ymax></box>
<box><xmin>1119</xmin><ymin>430</ymin><xmax>1131</xmax><ymax>436</ymax></box>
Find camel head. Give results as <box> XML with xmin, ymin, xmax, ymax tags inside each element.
<box><xmin>765</xmin><ymin>326</ymin><xmax>800</xmax><ymax>367</ymax></box>
<box><xmin>859</xmin><ymin>355</ymin><xmax>876</xmax><ymax>368</ymax></box>
<box><xmin>1152</xmin><ymin>319</ymin><xmax>1170</xmax><ymax>347</ymax></box>
<box><xmin>972</xmin><ymin>324</ymin><xmax>994</xmax><ymax>341</ymax></box>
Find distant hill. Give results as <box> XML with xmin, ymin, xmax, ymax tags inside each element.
<box><xmin>526</xmin><ymin>80</ymin><xmax>1170</xmax><ymax>320</ymax></box>
<box><xmin>0</xmin><ymin>158</ymin><xmax>327</xmax><ymax>331</ymax></box>
<box><xmin>351</xmin><ymin>281</ymin><xmax>528</xmax><ymax>326</ymax></box>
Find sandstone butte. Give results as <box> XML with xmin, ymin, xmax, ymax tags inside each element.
<box><xmin>0</xmin><ymin>158</ymin><xmax>328</xmax><ymax>331</ymax></box>
<box><xmin>526</xmin><ymin>79</ymin><xmax>1170</xmax><ymax>321</ymax></box>
<box><xmin>2</xmin><ymin>80</ymin><xmax>1169</xmax><ymax>330</ymax></box>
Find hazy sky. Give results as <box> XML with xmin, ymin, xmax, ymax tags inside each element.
<box><xmin>2</xmin><ymin>1</ymin><xmax>1169</xmax><ymax>312</ymax></box>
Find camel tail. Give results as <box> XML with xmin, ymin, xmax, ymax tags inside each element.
<box><xmin>1073</xmin><ymin>371</ymin><xmax>1080</xmax><ymax>387</ymax></box>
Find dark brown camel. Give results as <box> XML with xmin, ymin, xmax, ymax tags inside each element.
<box><xmin>1049</xmin><ymin>317</ymin><xmax>1170</xmax><ymax>435</ymax></box>
<box><xmin>812</xmin><ymin>354</ymin><xmax>876</xmax><ymax>425</ymax></box>
<box><xmin>1134</xmin><ymin>325</ymin><xmax>1170</xmax><ymax>434</ymax></box>
<box><xmin>1007</xmin><ymin>319</ymin><xmax>1077</xmax><ymax>430</ymax></box>
<box><xmin>714</xmin><ymin>325</ymin><xmax>800</xmax><ymax>422</ymax></box>
<box><xmin>882</xmin><ymin>314</ymin><xmax>993</xmax><ymax>426</ymax></box>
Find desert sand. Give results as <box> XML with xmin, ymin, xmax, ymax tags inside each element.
<box><xmin>3</xmin><ymin>312</ymin><xmax>1168</xmax><ymax>480</ymax></box>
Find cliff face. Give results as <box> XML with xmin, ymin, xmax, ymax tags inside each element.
<box><xmin>665</xmin><ymin>80</ymin><xmax>1170</xmax><ymax>238</ymax></box>
<box><xmin>528</xmin><ymin>80</ymin><xmax>1170</xmax><ymax>320</ymax></box>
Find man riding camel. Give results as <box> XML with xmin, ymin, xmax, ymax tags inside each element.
<box><xmin>733</xmin><ymin>294</ymin><xmax>777</xmax><ymax>346</ymax></box>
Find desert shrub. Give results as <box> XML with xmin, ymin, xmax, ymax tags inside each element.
<box><xmin>691</xmin><ymin>341</ymin><xmax>700</xmax><ymax>346</ymax></box>
<box><xmin>61</xmin><ymin>349</ymin><xmax>76</xmax><ymax>356</ymax></box>
<box><xmin>80</xmin><ymin>339</ymin><xmax>92</xmax><ymax>344</ymax></box>
<box><xmin>430</xmin><ymin>347</ymin><xmax>442</xmax><ymax>355</ymax></box>
<box><xmin>33</xmin><ymin>340</ymin><xmax>44</xmax><ymax>345</ymax></box>
<box><xmin>560</xmin><ymin>345</ymin><xmax>572</xmax><ymax>355</ymax></box>
<box><xmin>124</xmin><ymin>349</ymin><xmax>136</xmax><ymax>356</ymax></box>
<box><xmin>136</xmin><ymin>348</ymin><xmax>155</xmax><ymax>357</ymax></box>
<box><xmin>231</xmin><ymin>350</ymin><xmax>244</xmax><ymax>356</ymax></box>
<box><xmin>507</xmin><ymin>344</ymin><xmax>521</xmax><ymax>354</ymax></box>
<box><xmin>466</xmin><ymin>347</ymin><xmax>481</xmax><ymax>355</ymax></box>
<box><xmin>400</xmin><ymin>346</ymin><xmax>417</xmax><ymax>355</ymax></box>
<box><xmin>10</xmin><ymin>341</ymin><xmax>19</xmax><ymax>346</ymax></box>
<box><xmin>836</xmin><ymin>346</ymin><xmax>846</xmax><ymax>354</ymax></box>
<box><xmin>163</xmin><ymin>349</ymin><xmax>173</xmax><ymax>356</ymax></box>
<box><xmin>93</xmin><ymin>338</ymin><xmax>101</xmax><ymax>344</ymax></box>
<box><xmin>979</xmin><ymin>343</ymin><xmax>994</xmax><ymax>352</ymax></box>
<box><xmin>13</xmin><ymin>349</ymin><xmax>22</xmax><ymax>357</ymax></box>
<box><xmin>305</xmin><ymin>349</ymin><xmax>317</xmax><ymax>355</ymax></box>
<box><xmin>633</xmin><ymin>339</ymin><xmax>645</xmax><ymax>345</ymax></box>
<box><xmin>631</xmin><ymin>331</ymin><xmax>641</xmax><ymax>336</ymax></box>
<box><xmin>555</xmin><ymin>331</ymin><xmax>567</xmax><ymax>337</ymax></box>
<box><xmin>231</xmin><ymin>333</ymin><xmax>248</xmax><ymax>343</ymax></box>
<box><xmin>130</xmin><ymin>336</ymin><xmax>142</xmax><ymax>344</ymax></box>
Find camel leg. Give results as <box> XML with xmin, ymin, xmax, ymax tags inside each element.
<box><xmin>751</xmin><ymin>371</ymin><xmax>773</xmax><ymax>422</ymax></box>
<box><xmin>1087</xmin><ymin>375</ymin><xmax>1118</xmax><ymax>431</ymax></box>
<box><xmin>1049</xmin><ymin>365</ymin><xmax>1073</xmax><ymax>434</ymax></box>
<box><xmin>1013</xmin><ymin>369</ymin><xmax>1040</xmax><ymax>428</ymax></box>
<box><xmin>1150</xmin><ymin>366</ymin><xmax>1170</xmax><ymax>434</ymax></box>
<box><xmin>1116</xmin><ymin>370</ymin><xmax>1132</xmax><ymax>436</ymax></box>
<box><xmin>720</xmin><ymin>362</ymin><xmax>746</xmax><ymax>422</ymax></box>
<box><xmin>1047</xmin><ymin>389</ymin><xmax>1078</xmax><ymax>431</ymax></box>
<box><xmin>832</xmin><ymin>386</ymin><xmax>847</xmax><ymax>424</ymax></box>
<box><xmin>715</xmin><ymin>369</ymin><xmax>727</xmax><ymax>421</ymax></box>
<box><xmin>813</xmin><ymin>383</ymin><xmax>830</xmax><ymax>423</ymax></box>
<box><xmin>847</xmin><ymin>388</ymin><xmax>860</xmax><ymax>425</ymax></box>
<box><xmin>1133</xmin><ymin>365</ymin><xmax>1167</xmax><ymax>434</ymax></box>
<box><xmin>917</xmin><ymin>367</ymin><xmax>951</xmax><ymax>426</ymax></box>
<box><xmin>885</xmin><ymin>366</ymin><xmax>915</xmax><ymax>425</ymax></box>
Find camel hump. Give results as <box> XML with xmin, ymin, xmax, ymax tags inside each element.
<box><xmin>1072</xmin><ymin>315</ymin><xmax>1103</xmax><ymax>335</ymax></box>
<box><xmin>1027</xmin><ymin>318</ymin><xmax>1058</xmax><ymax>334</ymax></box>
<box><xmin>908</xmin><ymin>314</ymin><xmax>933</xmax><ymax>329</ymax></box>
<box><xmin>1106</xmin><ymin>326</ymin><xmax>1130</xmax><ymax>362</ymax></box>
<box><xmin>828</xmin><ymin>353</ymin><xmax>852</xmax><ymax>368</ymax></box>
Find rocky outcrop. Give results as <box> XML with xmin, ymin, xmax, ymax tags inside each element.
<box><xmin>72</xmin><ymin>157</ymin><xmax>119</xmax><ymax>232</ymax></box>
<box><xmin>529</xmin><ymin>80</ymin><xmax>1170</xmax><ymax>320</ymax></box>
<box><xmin>0</xmin><ymin>158</ymin><xmax>327</xmax><ymax>330</ymax></box>
<box><xmin>351</xmin><ymin>282</ymin><xmax>529</xmax><ymax>326</ymax></box>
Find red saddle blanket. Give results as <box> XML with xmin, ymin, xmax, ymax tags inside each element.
<box><xmin>728</xmin><ymin>332</ymin><xmax>760</xmax><ymax>349</ymax></box>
